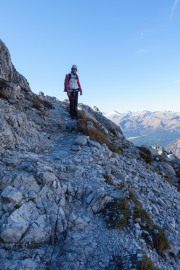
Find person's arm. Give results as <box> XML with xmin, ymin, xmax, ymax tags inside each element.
<box><xmin>77</xmin><ymin>76</ymin><xmax>82</xmax><ymax>95</ymax></box>
<box><xmin>65</xmin><ymin>74</ymin><xmax>70</xmax><ymax>96</ymax></box>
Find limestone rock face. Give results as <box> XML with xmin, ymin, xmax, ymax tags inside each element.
<box><xmin>0</xmin><ymin>39</ymin><xmax>30</xmax><ymax>91</ymax></box>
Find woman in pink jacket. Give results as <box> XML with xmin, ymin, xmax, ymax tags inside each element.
<box><xmin>65</xmin><ymin>65</ymin><xmax>83</xmax><ymax>119</ymax></box>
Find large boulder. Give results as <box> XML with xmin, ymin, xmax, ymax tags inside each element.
<box><xmin>0</xmin><ymin>202</ymin><xmax>39</xmax><ymax>243</ymax></box>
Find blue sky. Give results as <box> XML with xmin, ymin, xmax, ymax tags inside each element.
<box><xmin>0</xmin><ymin>0</ymin><xmax>180</xmax><ymax>112</ymax></box>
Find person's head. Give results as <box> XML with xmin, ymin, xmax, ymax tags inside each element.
<box><xmin>71</xmin><ymin>65</ymin><xmax>77</xmax><ymax>74</ymax></box>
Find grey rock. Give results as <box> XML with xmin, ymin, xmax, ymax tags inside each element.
<box><xmin>157</xmin><ymin>198</ymin><xmax>167</xmax><ymax>208</ymax></box>
<box><xmin>1</xmin><ymin>222</ymin><xmax>28</xmax><ymax>243</ymax></box>
<box><xmin>40</xmin><ymin>172</ymin><xmax>58</xmax><ymax>184</ymax></box>
<box><xmin>71</xmin><ymin>144</ymin><xmax>81</xmax><ymax>151</ymax></box>
<box><xmin>89</xmin><ymin>140</ymin><xmax>102</xmax><ymax>149</ymax></box>
<box><xmin>22</xmin><ymin>214</ymin><xmax>51</xmax><ymax>243</ymax></box>
<box><xmin>1</xmin><ymin>202</ymin><xmax>39</xmax><ymax>243</ymax></box>
<box><xmin>73</xmin><ymin>136</ymin><xmax>88</xmax><ymax>146</ymax></box>
<box><xmin>1</xmin><ymin>186</ymin><xmax>23</xmax><ymax>211</ymax></box>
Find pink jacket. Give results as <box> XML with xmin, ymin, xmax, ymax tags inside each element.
<box><xmin>65</xmin><ymin>74</ymin><xmax>82</xmax><ymax>95</ymax></box>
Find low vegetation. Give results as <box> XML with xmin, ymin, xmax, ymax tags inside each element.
<box><xmin>25</xmin><ymin>93</ymin><xmax>53</xmax><ymax>110</ymax></box>
<box><xmin>115</xmin><ymin>198</ymin><xmax>130</xmax><ymax>227</ymax></box>
<box><xmin>101</xmin><ymin>189</ymin><xmax>170</xmax><ymax>255</ymax></box>
<box><xmin>138</xmin><ymin>146</ymin><xmax>153</xmax><ymax>164</ymax></box>
<box><xmin>129</xmin><ymin>191</ymin><xmax>170</xmax><ymax>255</ymax></box>
<box><xmin>137</xmin><ymin>255</ymin><xmax>157</xmax><ymax>270</ymax></box>
<box><xmin>2</xmin><ymin>197</ymin><xmax>10</xmax><ymax>204</ymax></box>
<box><xmin>77</xmin><ymin>110</ymin><xmax>123</xmax><ymax>154</ymax></box>
<box><xmin>0</xmin><ymin>80</ymin><xmax>8</xmax><ymax>100</ymax></box>
<box><xmin>103</xmin><ymin>173</ymin><xmax>112</xmax><ymax>184</ymax></box>
<box><xmin>143</xmin><ymin>164</ymin><xmax>156</xmax><ymax>172</ymax></box>
<box><xmin>32</xmin><ymin>96</ymin><xmax>53</xmax><ymax>110</ymax></box>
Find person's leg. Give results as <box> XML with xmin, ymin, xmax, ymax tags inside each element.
<box><xmin>69</xmin><ymin>92</ymin><xmax>74</xmax><ymax>118</ymax></box>
<box><xmin>74</xmin><ymin>91</ymin><xmax>79</xmax><ymax>117</ymax></box>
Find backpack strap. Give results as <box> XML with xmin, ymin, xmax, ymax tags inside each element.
<box><xmin>69</xmin><ymin>73</ymin><xmax>78</xmax><ymax>80</ymax></box>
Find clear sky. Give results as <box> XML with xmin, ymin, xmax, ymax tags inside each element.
<box><xmin>0</xmin><ymin>0</ymin><xmax>180</xmax><ymax>112</ymax></box>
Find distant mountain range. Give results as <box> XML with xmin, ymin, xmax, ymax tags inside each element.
<box><xmin>104</xmin><ymin>110</ymin><xmax>180</xmax><ymax>157</ymax></box>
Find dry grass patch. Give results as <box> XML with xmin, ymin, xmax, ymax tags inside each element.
<box><xmin>25</xmin><ymin>93</ymin><xmax>53</xmax><ymax>110</ymax></box>
<box><xmin>137</xmin><ymin>255</ymin><xmax>156</xmax><ymax>270</ymax></box>
<box><xmin>77</xmin><ymin>110</ymin><xmax>123</xmax><ymax>154</ymax></box>
<box><xmin>138</xmin><ymin>146</ymin><xmax>153</xmax><ymax>164</ymax></box>
<box><xmin>144</xmin><ymin>164</ymin><xmax>156</xmax><ymax>172</ymax></box>
<box><xmin>2</xmin><ymin>197</ymin><xmax>11</xmax><ymax>204</ymax></box>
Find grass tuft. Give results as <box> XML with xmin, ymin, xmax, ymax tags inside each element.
<box><xmin>26</xmin><ymin>94</ymin><xmax>53</xmax><ymax>110</ymax></box>
<box><xmin>137</xmin><ymin>255</ymin><xmax>156</xmax><ymax>270</ymax></box>
<box><xmin>103</xmin><ymin>173</ymin><xmax>112</xmax><ymax>184</ymax></box>
<box><xmin>152</xmin><ymin>225</ymin><xmax>170</xmax><ymax>253</ymax></box>
<box><xmin>100</xmin><ymin>197</ymin><xmax>131</xmax><ymax>228</ymax></box>
<box><xmin>115</xmin><ymin>198</ymin><xmax>130</xmax><ymax>227</ymax></box>
<box><xmin>138</xmin><ymin>146</ymin><xmax>153</xmax><ymax>164</ymax></box>
<box><xmin>129</xmin><ymin>190</ymin><xmax>170</xmax><ymax>255</ymax></box>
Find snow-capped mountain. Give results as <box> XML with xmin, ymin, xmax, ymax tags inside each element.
<box><xmin>104</xmin><ymin>110</ymin><xmax>180</xmax><ymax>148</ymax></box>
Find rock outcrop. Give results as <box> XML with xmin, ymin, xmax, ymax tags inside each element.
<box><xmin>0</xmin><ymin>39</ymin><xmax>180</xmax><ymax>270</ymax></box>
<box><xmin>0</xmin><ymin>39</ymin><xmax>30</xmax><ymax>91</ymax></box>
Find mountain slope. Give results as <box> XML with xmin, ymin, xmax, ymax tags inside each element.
<box><xmin>104</xmin><ymin>110</ymin><xmax>180</xmax><ymax>148</ymax></box>
<box><xmin>0</xmin><ymin>39</ymin><xmax>180</xmax><ymax>270</ymax></box>
<box><xmin>166</xmin><ymin>139</ymin><xmax>180</xmax><ymax>159</ymax></box>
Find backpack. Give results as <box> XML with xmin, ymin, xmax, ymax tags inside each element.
<box><xmin>64</xmin><ymin>73</ymin><xmax>78</xmax><ymax>92</ymax></box>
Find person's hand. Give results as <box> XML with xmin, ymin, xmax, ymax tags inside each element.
<box><xmin>80</xmin><ymin>92</ymin><xmax>82</xmax><ymax>96</ymax></box>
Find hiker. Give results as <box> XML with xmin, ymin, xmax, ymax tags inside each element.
<box><xmin>65</xmin><ymin>65</ymin><xmax>83</xmax><ymax>119</ymax></box>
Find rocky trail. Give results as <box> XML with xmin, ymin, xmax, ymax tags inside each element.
<box><xmin>45</xmin><ymin>133</ymin><xmax>79</xmax><ymax>160</ymax></box>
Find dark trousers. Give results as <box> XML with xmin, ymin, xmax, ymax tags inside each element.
<box><xmin>69</xmin><ymin>90</ymin><xmax>79</xmax><ymax>117</ymax></box>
